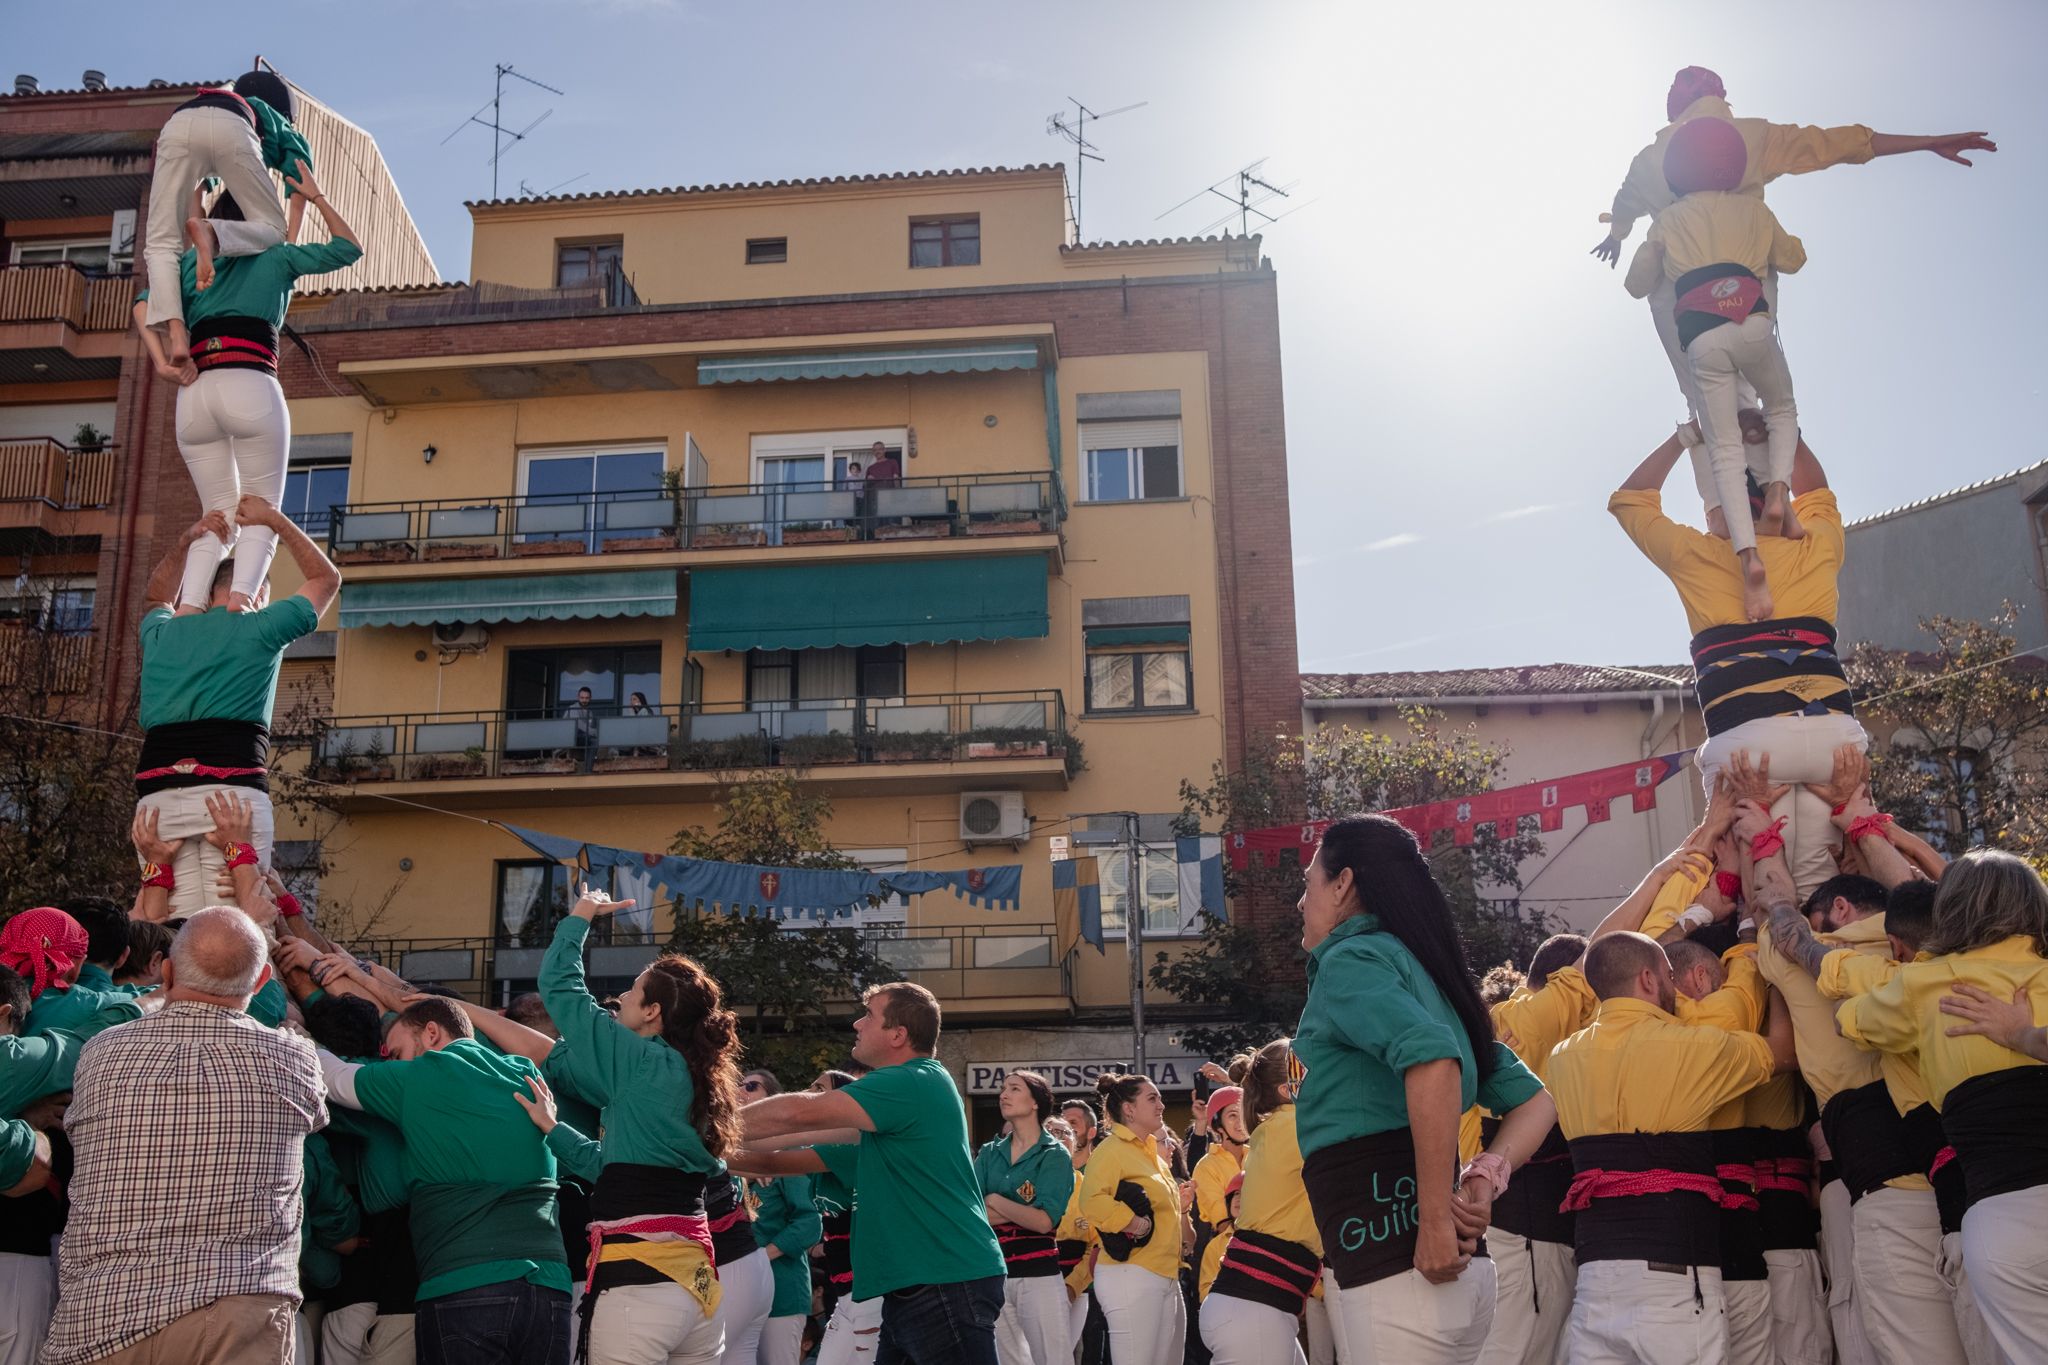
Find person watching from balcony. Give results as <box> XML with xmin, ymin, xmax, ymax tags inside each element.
<box><xmin>624</xmin><ymin>692</ymin><xmax>654</xmax><ymax>717</ymax></box>
<box><xmin>862</xmin><ymin>443</ymin><xmax>902</xmax><ymax>489</ymax></box>
<box><xmin>133</xmin><ymin>499</ymin><xmax>341</xmax><ymax>922</ymax></box>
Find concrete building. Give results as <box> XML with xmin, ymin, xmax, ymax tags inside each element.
<box><xmin>0</xmin><ymin>68</ymin><xmax>437</xmax><ymax>717</ymax></box>
<box><xmin>1302</xmin><ymin>664</ymin><xmax>1705</xmax><ymax>935</ymax></box>
<box><xmin>1839</xmin><ymin>460</ymin><xmax>2048</xmax><ymax>653</ymax></box>
<box><xmin>271</xmin><ymin>164</ymin><xmax>1299</xmax><ymax>1126</ymax></box>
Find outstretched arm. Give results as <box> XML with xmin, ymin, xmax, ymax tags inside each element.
<box><xmin>1789</xmin><ymin>438</ymin><xmax>1828</xmax><ymax>495</ymax></box>
<box><xmin>1868</xmin><ymin>132</ymin><xmax>1996</xmax><ymax>166</ymax></box>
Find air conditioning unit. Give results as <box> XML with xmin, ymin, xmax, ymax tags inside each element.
<box><xmin>432</xmin><ymin>622</ymin><xmax>489</xmax><ymax>651</ymax></box>
<box><xmin>959</xmin><ymin>791</ymin><xmax>1029</xmax><ymax>844</ymax></box>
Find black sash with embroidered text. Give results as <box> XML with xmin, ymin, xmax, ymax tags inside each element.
<box><xmin>1302</xmin><ymin>1127</ymin><xmax>1470</xmax><ymax>1290</ymax></box>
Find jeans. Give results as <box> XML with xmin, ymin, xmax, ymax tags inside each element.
<box><xmin>1686</xmin><ymin>312</ymin><xmax>1798</xmax><ymax>554</ymax></box>
<box><xmin>174</xmin><ymin>367</ymin><xmax>291</xmax><ymax>606</ymax></box>
<box><xmin>416</xmin><ymin>1279</ymin><xmax>571</xmax><ymax>1365</ymax></box>
<box><xmin>876</xmin><ymin>1275</ymin><xmax>1004</xmax><ymax>1365</ymax></box>
<box><xmin>143</xmin><ymin>107</ymin><xmax>286</xmax><ymax>329</ymax></box>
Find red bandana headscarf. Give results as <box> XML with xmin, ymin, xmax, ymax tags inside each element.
<box><xmin>1664</xmin><ymin>116</ymin><xmax>1748</xmax><ymax>197</ymax></box>
<box><xmin>0</xmin><ymin>907</ymin><xmax>89</xmax><ymax>1001</ymax></box>
<box><xmin>1667</xmin><ymin>66</ymin><xmax>1726</xmax><ymax>122</ymax></box>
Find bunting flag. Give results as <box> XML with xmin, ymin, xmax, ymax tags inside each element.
<box><xmin>1176</xmin><ymin>836</ymin><xmax>1225</xmax><ymax>922</ymax></box>
<box><xmin>1225</xmin><ymin>751</ymin><xmax>1693</xmax><ymax>869</ymax></box>
<box><xmin>499</xmin><ymin>825</ymin><xmax>1023</xmax><ymax>921</ymax></box>
<box><xmin>1052</xmin><ymin>856</ymin><xmax>1103</xmax><ymax>955</ymax></box>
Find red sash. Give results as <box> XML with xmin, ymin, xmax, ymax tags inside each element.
<box><xmin>1676</xmin><ymin>273</ymin><xmax>1763</xmax><ymax>323</ymax></box>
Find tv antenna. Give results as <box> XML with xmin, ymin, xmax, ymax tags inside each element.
<box><xmin>443</xmin><ymin>63</ymin><xmax>565</xmax><ymax>200</ymax></box>
<box><xmin>1046</xmin><ymin>96</ymin><xmax>1146</xmax><ymax>242</ymax></box>
<box><xmin>519</xmin><ymin>172</ymin><xmax>589</xmax><ymax>199</ymax></box>
<box><xmin>1158</xmin><ymin>159</ymin><xmax>1302</xmax><ymax>238</ymax></box>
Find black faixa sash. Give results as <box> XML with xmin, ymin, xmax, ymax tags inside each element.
<box><xmin>1482</xmin><ymin>1117</ymin><xmax>1575</xmax><ymax>1245</ymax></box>
<box><xmin>1818</xmin><ymin>1081</ymin><xmax>1921</xmax><ymax>1202</ymax></box>
<box><xmin>1565</xmin><ymin>1132</ymin><xmax>1721</xmax><ymax>1268</ymax></box>
<box><xmin>1096</xmin><ymin>1181</ymin><xmax>1157</xmax><ymax>1263</ymax></box>
<box><xmin>1940</xmin><ymin>1066</ymin><xmax>2048</xmax><ymax>1207</ymax></box>
<box><xmin>1301</xmin><ymin>1128</ymin><xmax>1473</xmax><ymax>1290</ymax></box>
<box><xmin>1209</xmin><ymin>1228</ymin><xmax>1320</xmax><ymax>1314</ymax></box>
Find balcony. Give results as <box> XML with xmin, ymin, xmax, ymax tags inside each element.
<box><xmin>0</xmin><ymin>266</ymin><xmax>134</xmax><ymax>377</ymax></box>
<box><xmin>0</xmin><ymin>624</ymin><xmax>94</xmax><ymax>693</ymax></box>
<box><xmin>327</xmin><ymin>470</ymin><xmax>1064</xmax><ymax>572</ymax></box>
<box><xmin>307</xmin><ymin>690</ymin><xmax>1076</xmax><ymax>806</ymax></box>
<box><xmin>0</xmin><ymin>438</ymin><xmax>118</xmax><ymax>537</ymax></box>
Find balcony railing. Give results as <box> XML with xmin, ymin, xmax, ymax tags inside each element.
<box><xmin>0</xmin><ymin>265</ymin><xmax>135</xmax><ymax>331</ymax></box>
<box><xmin>327</xmin><ymin>470</ymin><xmax>1063</xmax><ymax>564</ymax></box>
<box><xmin>0</xmin><ymin>625</ymin><xmax>95</xmax><ymax>693</ymax></box>
<box><xmin>310</xmin><ymin>690</ymin><xmax>1073</xmax><ymax>782</ymax></box>
<box><xmin>348</xmin><ymin>919</ymin><xmax>1072</xmax><ymax>1003</ymax></box>
<box><xmin>0</xmin><ymin>439</ymin><xmax>118</xmax><ymax>508</ymax></box>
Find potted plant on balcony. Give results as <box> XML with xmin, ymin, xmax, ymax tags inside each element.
<box><xmin>781</xmin><ymin>520</ymin><xmax>856</xmax><ymax>546</ymax></box>
<box><xmin>593</xmin><ymin>738</ymin><xmax>673</xmax><ymax>773</ymax></box>
<box><xmin>871</xmin><ymin>729</ymin><xmax>956</xmax><ymax>764</ymax></box>
<box><xmin>962</xmin><ymin>725</ymin><xmax>1053</xmax><ymax>759</ymax></box>
<box><xmin>965</xmin><ymin>509</ymin><xmax>1045</xmax><ymax>537</ymax></box>
<box><xmin>501</xmin><ymin>749</ymin><xmax>580</xmax><ymax>776</ymax></box>
<box><xmin>423</xmin><ymin>541</ymin><xmax>501</xmax><ymax>562</ymax></box>
<box><xmin>413</xmin><ymin>745</ymin><xmax>488</xmax><ymax>780</ymax></box>
<box><xmin>873</xmin><ymin>518</ymin><xmax>950</xmax><ymax>542</ymax></box>
<box><xmin>676</xmin><ymin>733</ymin><xmax>774</xmax><ymax>770</ymax></box>
<box><xmin>779</xmin><ymin>730</ymin><xmax>858</xmax><ymax>767</ymax></box>
<box><xmin>513</xmin><ymin>536</ymin><xmax>587</xmax><ymax>558</ymax></box>
<box><xmin>323</xmin><ymin>737</ymin><xmax>396</xmax><ymax>783</ymax></box>
<box><xmin>693</xmin><ymin>525</ymin><xmax>768</xmax><ymax>549</ymax></box>
<box><xmin>601</xmin><ymin>530</ymin><xmax>679</xmax><ymax>554</ymax></box>
<box><xmin>71</xmin><ymin>422</ymin><xmax>107</xmax><ymax>452</ymax></box>
<box><xmin>336</xmin><ymin>541</ymin><xmax>416</xmax><ymax>566</ymax></box>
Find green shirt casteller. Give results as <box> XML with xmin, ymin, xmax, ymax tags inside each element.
<box><xmin>353</xmin><ymin>1038</ymin><xmax>569</xmax><ymax>1301</ymax></box>
<box><xmin>139</xmin><ymin>596</ymin><xmax>319</xmax><ymax>731</ymax></box>
<box><xmin>824</xmin><ymin>1057</ymin><xmax>1004</xmax><ymax>1299</ymax></box>
<box><xmin>752</xmin><ymin>1173</ymin><xmax>822</xmax><ymax>1317</ymax></box>
<box><xmin>138</xmin><ymin>236</ymin><xmax>362</xmax><ymax>334</ymax></box>
<box><xmin>245</xmin><ymin>96</ymin><xmax>313</xmax><ymax>195</ymax></box>
<box><xmin>0</xmin><ymin>1031</ymin><xmax>79</xmax><ymax>1118</ymax></box>
<box><xmin>1293</xmin><ymin>913</ymin><xmax>1542</xmax><ymax>1159</ymax></box>
<box><xmin>974</xmin><ymin>1127</ymin><xmax>1076</xmax><ymax>1226</ymax></box>
<box><xmin>25</xmin><ymin>982</ymin><xmax>140</xmax><ymax>1042</ymax></box>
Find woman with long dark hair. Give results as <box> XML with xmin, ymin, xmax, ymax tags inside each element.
<box><xmin>978</xmin><ymin>1070</ymin><xmax>1076</xmax><ymax>1365</ymax></box>
<box><xmin>1080</xmin><ymin>1072</ymin><xmax>1193</xmax><ymax>1365</ymax></box>
<box><xmin>524</xmin><ymin>884</ymin><xmax>746</xmax><ymax>1364</ymax></box>
<box><xmin>1292</xmin><ymin>816</ymin><xmax>1556</xmax><ymax>1364</ymax></box>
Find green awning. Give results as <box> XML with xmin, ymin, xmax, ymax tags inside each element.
<box><xmin>339</xmin><ymin>570</ymin><xmax>677</xmax><ymax>629</ymax></box>
<box><xmin>1084</xmin><ymin>624</ymin><xmax>1190</xmax><ymax>648</ymax></box>
<box><xmin>689</xmin><ymin>555</ymin><xmax>1048</xmax><ymax>651</ymax></box>
<box><xmin>697</xmin><ymin>342</ymin><xmax>1040</xmax><ymax>386</ymax></box>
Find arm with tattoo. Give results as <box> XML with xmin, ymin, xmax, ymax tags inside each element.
<box><xmin>1736</xmin><ymin>798</ymin><xmax>1830</xmax><ymax>978</ymax></box>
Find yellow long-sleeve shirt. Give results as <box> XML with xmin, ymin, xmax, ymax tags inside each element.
<box><xmin>1550</xmin><ymin>996</ymin><xmax>1776</xmax><ymax>1141</ymax></box>
<box><xmin>1605</xmin><ymin>95</ymin><xmax>1875</xmax><ymax>243</ymax></box>
<box><xmin>1492</xmin><ymin>966</ymin><xmax>1598</xmax><ymax>1085</ymax></box>
<box><xmin>1080</xmin><ymin>1122</ymin><xmax>1184</xmax><ymax>1281</ymax></box>
<box><xmin>1624</xmin><ymin>192</ymin><xmax>1806</xmax><ymax>300</ymax></box>
<box><xmin>1192</xmin><ymin>1146</ymin><xmax>1241</xmax><ymax>1229</ymax></box>
<box><xmin>1609</xmin><ymin>488</ymin><xmax>1845</xmax><ymax>639</ymax></box>
<box><xmin>1234</xmin><ymin>1106</ymin><xmax>1320</xmax><ymax>1254</ymax></box>
<box><xmin>1836</xmin><ymin>935</ymin><xmax>2048</xmax><ymax>1109</ymax></box>
<box><xmin>1638</xmin><ymin>857</ymin><xmax>1713</xmax><ymax>944</ymax></box>
<box><xmin>1817</xmin><ymin>945</ymin><xmax>1934</xmax><ymax>1115</ymax></box>
<box><xmin>1056</xmin><ymin>1175</ymin><xmax>1097</xmax><ymax>1296</ymax></box>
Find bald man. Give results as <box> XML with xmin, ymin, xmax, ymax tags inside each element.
<box><xmin>47</xmin><ymin>908</ymin><xmax>323</xmax><ymax>1365</ymax></box>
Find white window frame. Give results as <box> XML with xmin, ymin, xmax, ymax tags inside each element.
<box><xmin>0</xmin><ymin>575</ymin><xmax>95</xmax><ymax>634</ymax></box>
<box><xmin>9</xmin><ymin>237</ymin><xmax>112</xmax><ymax>267</ymax></box>
<box><xmin>749</xmin><ymin>427</ymin><xmax>907</xmax><ymax>487</ymax></box>
<box><xmin>1095</xmin><ymin>841</ymin><xmax>1203</xmax><ymax>939</ymax></box>
<box><xmin>1077</xmin><ymin>419</ymin><xmax>1184</xmax><ymax>504</ymax></box>
<box><xmin>515</xmin><ymin>441</ymin><xmax>671</xmax><ymax>497</ymax></box>
<box><xmin>282</xmin><ymin>460</ymin><xmax>352</xmax><ymax>534</ymax></box>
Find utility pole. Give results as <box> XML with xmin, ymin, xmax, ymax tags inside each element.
<box><xmin>1124</xmin><ymin>811</ymin><xmax>1147</xmax><ymax>1078</ymax></box>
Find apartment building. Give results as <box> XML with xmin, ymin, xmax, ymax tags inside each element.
<box><xmin>274</xmin><ymin>165</ymin><xmax>1299</xmax><ymax>1109</ymax></box>
<box><xmin>0</xmin><ymin>68</ymin><xmax>437</xmax><ymax>715</ymax></box>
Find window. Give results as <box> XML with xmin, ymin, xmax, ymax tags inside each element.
<box><xmin>746</xmin><ymin>646</ymin><xmax>905</xmax><ymax>707</ymax></box>
<box><xmin>910</xmin><ymin>215</ymin><xmax>980</xmax><ymax>268</ymax></box>
<box><xmin>495</xmin><ymin>860</ymin><xmax>632</xmax><ymax>949</ymax></box>
<box><xmin>10</xmin><ymin>238</ymin><xmax>112</xmax><ymax>272</ymax></box>
<box><xmin>1079</xmin><ymin>419</ymin><xmax>1183</xmax><ymax>503</ymax></box>
<box><xmin>0</xmin><ymin>579</ymin><xmax>94</xmax><ymax>635</ymax></box>
<box><xmin>506</xmin><ymin>645</ymin><xmax>663</xmax><ymax>719</ymax></box>
<box><xmin>519</xmin><ymin>444</ymin><xmax>667</xmax><ymax>550</ymax></box>
<box><xmin>1086</xmin><ymin>651</ymin><xmax>1190</xmax><ymax>712</ymax></box>
<box><xmin>281</xmin><ymin>463</ymin><xmax>349</xmax><ymax>534</ymax></box>
<box><xmin>1082</xmin><ymin>815</ymin><xmax>1201</xmax><ymax>938</ymax></box>
<box><xmin>1082</xmin><ymin>596</ymin><xmax>1193</xmax><ymax>714</ymax></box>
<box><xmin>746</xmin><ymin>237</ymin><xmax>788</xmax><ymax>265</ymax></box>
<box><xmin>556</xmin><ymin>239</ymin><xmax>622</xmax><ymax>287</ymax></box>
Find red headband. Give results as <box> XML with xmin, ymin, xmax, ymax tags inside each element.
<box><xmin>1667</xmin><ymin>65</ymin><xmax>1726</xmax><ymax>122</ymax></box>
<box><xmin>0</xmin><ymin>907</ymin><xmax>89</xmax><ymax>1001</ymax></box>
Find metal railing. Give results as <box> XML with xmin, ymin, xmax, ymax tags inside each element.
<box><xmin>310</xmin><ymin>690</ymin><xmax>1071</xmax><ymax>782</ymax></box>
<box><xmin>0</xmin><ymin>439</ymin><xmax>118</xmax><ymax>508</ymax></box>
<box><xmin>0</xmin><ymin>264</ymin><xmax>135</xmax><ymax>330</ymax></box>
<box><xmin>327</xmin><ymin>469</ymin><xmax>1063</xmax><ymax>563</ymax></box>
<box><xmin>0</xmin><ymin>624</ymin><xmax>94</xmax><ymax>693</ymax></box>
<box><xmin>349</xmin><ymin>919</ymin><xmax>1071</xmax><ymax>1004</ymax></box>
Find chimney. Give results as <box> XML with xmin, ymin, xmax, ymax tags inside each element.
<box><xmin>13</xmin><ymin>75</ymin><xmax>38</xmax><ymax>96</ymax></box>
<box><xmin>81</xmin><ymin>70</ymin><xmax>107</xmax><ymax>92</ymax></box>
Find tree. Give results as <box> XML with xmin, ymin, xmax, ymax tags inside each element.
<box><xmin>1848</xmin><ymin>608</ymin><xmax>2048</xmax><ymax>860</ymax></box>
<box><xmin>1156</xmin><ymin>708</ymin><xmax>1555</xmax><ymax>1056</ymax></box>
<box><xmin>667</xmin><ymin>772</ymin><xmax>892</xmax><ymax>1083</ymax></box>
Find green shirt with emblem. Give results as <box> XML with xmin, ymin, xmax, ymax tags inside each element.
<box><xmin>974</xmin><ymin>1127</ymin><xmax>1076</xmax><ymax>1229</ymax></box>
<box><xmin>139</xmin><ymin>596</ymin><xmax>319</xmax><ymax>731</ymax></box>
<box><xmin>1294</xmin><ymin>912</ymin><xmax>1542</xmax><ymax>1158</ymax></box>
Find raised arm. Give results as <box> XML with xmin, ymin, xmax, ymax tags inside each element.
<box><xmin>1619</xmin><ymin>428</ymin><xmax>1689</xmax><ymax>493</ymax></box>
<box><xmin>283</xmin><ymin>161</ymin><xmax>362</xmax><ymax>254</ymax></box>
<box><xmin>741</xmin><ymin>1088</ymin><xmax>876</xmax><ymax>1142</ymax></box>
<box><xmin>236</xmin><ymin>495</ymin><xmax>340</xmax><ymax>615</ymax></box>
<box><xmin>143</xmin><ymin>513</ymin><xmax>231</xmax><ymax>611</ymax></box>
<box><xmin>538</xmin><ymin>888</ymin><xmax>640</xmax><ymax>1096</ymax></box>
<box><xmin>1788</xmin><ymin>438</ymin><xmax>1827</xmax><ymax>496</ymax></box>
<box><xmin>1868</xmin><ymin>132</ymin><xmax>1996</xmax><ymax>165</ymax></box>
<box><xmin>445</xmin><ymin>996</ymin><xmax>556</xmax><ymax>1064</ymax></box>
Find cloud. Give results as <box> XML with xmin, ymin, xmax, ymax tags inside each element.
<box><xmin>1365</xmin><ymin>532</ymin><xmax>1424</xmax><ymax>551</ymax></box>
<box><xmin>1293</xmin><ymin>530</ymin><xmax>1423</xmax><ymax>568</ymax></box>
<box><xmin>1479</xmin><ymin>503</ymin><xmax>1561</xmax><ymax>524</ymax></box>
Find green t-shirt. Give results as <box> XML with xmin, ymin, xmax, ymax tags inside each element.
<box><xmin>25</xmin><ymin>982</ymin><xmax>140</xmax><ymax>1041</ymax></box>
<box><xmin>139</xmin><ymin>237</ymin><xmax>362</xmax><ymax>334</ymax></box>
<box><xmin>1294</xmin><ymin>913</ymin><xmax>1543</xmax><ymax>1158</ymax></box>
<box><xmin>0</xmin><ymin>1118</ymin><xmax>38</xmax><ymax>1191</ymax></box>
<box><xmin>753</xmin><ymin>1173</ymin><xmax>822</xmax><ymax>1317</ymax></box>
<box><xmin>138</xmin><ymin>597</ymin><xmax>319</xmax><ymax>731</ymax></box>
<box><xmin>326</xmin><ymin>1083</ymin><xmax>410</xmax><ymax>1216</ymax></box>
<box><xmin>974</xmin><ymin>1127</ymin><xmax>1075</xmax><ymax>1227</ymax></box>
<box><xmin>248</xmin><ymin>978</ymin><xmax>288</xmax><ymax>1030</ymax></box>
<box><xmin>353</xmin><ymin>1038</ymin><xmax>569</xmax><ymax>1301</ymax></box>
<box><xmin>0</xmin><ymin>1031</ymin><xmax>79</xmax><ymax>1118</ymax></box>
<box><xmin>300</xmin><ymin>1130</ymin><xmax>361</xmax><ymax>1291</ymax></box>
<box><xmin>246</xmin><ymin>96</ymin><xmax>313</xmax><ymax>194</ymax></box>
<box><xmin>539</xmin><ymin>916</ymin><xmax>720</xmax><ymax>1174</ymax></box>
<box><xmin>826</xmin><ymin>1058</ymin><xmax>1003</xmax><ymax>1299</ymax></box>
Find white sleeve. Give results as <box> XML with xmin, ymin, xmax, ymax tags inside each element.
<box><xmin>316</xmin><ymin>1048</ymin><xmax>365</xmax><ymax>1110</ymax></box>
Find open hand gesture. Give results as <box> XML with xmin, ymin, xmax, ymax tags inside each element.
<box><xmin>570</xmin><ymin>882</ymin><xmax>632</xmax><ymax>921</ymax></box>
<box><xmin>512</xmin><ymin>1074</ymin><xmax>559</xmax><ymax>1134</ymax></box>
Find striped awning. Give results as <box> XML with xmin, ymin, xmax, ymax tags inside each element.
<box><xmin>696</xmin><ymin>342</ymin><xmax>1040</xmax><ymax>385</ymax></box>
<box><xmin>338</xmin><ymin>570</ymin><xmax>677</xmax><ymax>629</ymax></box>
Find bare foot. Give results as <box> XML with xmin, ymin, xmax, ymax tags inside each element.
<box><xmin>1757</xmin><ymin>484</ymin><xmax>1786</xmax><ymax>537</ymax></box>
<box><xmin>165</xmin><ymin>318</ymin><xmax>191</xmax><ymax>366</ymax></box>
<box><xmin>1705</xmin><ymin>505</ymin><xmax>1730</xmax><ymax>540</ymax></box>
<box><xmin>173</xmin><ymin>604</ymin><xmax>206</xmax><ymax>617</ymax></box>
<box><xmin>1741</xmin><ymin>550</ymin><xmax>1775</xmax><ymax>621</ymax></box>
<box><xmin>1769</xmin><ymin>482</ymin><xmax>1805</xmax><ymax>540</ymax></box>
<box><xmin>186</xmin><ymin>218</ymin><xmax>217</xmax><ymax>290</ymax></box>
<box><xmin>227</xmin><ymin>591</ymin><xmax>257</xmax><ymax>613</ymax></box>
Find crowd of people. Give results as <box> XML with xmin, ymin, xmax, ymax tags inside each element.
<box><xmin>0</xmin><ymin>59</ymin><xmax>2039</xmax><ymax>1365</ymax></box>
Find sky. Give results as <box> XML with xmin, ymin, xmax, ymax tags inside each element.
<box><xmin>14</xmin><ymin>0</ymin><xmax>2045</xmax><ymax>674</ymax></box>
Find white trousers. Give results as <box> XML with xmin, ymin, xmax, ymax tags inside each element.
<box><xmin>1068</xmin><ymin>1289</ymin><xmax>1090</xmax><ymax>1361</ymax></box>
<box><xmin>1697</xmin><ymin>713</ymin><xmax>1868</xmax><ymax>901</ymax></box>
<box><xmin>1818</xmin><ymin>1181</ymin><xmax>1879</xmax><ymax>1365</ymax></box>
<box><xmin>816</xmin><ymin>1293</ymin><xmax>882</xmax><ymax>1365</ymax></box>
<box><xmin>0</xmin><ymin>1252</ymin><xmax>55</xmax><ymax>1365</ymax></box>
<box><xmin>588</xmin><ymin>1281</ymin><xmax>722</xmax><ymax>1365</ymax></box>
<box><xmin>1649</xmin><ymin>272</ymin><xmax>1778</xmax><ymax>512</ymax></box>
<box><xmin>1722</xmin><ymin>1278</ymin><xmax>1771</xmax><ymax>1365</ymax></box>
<box><xmin>996</xmin><ymin>1273</ymin><xmax>1073</xmax><ymax>1365</ymax></box>
<box><xmin>757</xmin><ymin>1313</ymin><xmax>806</xmax><ymax>1365</ymax></box>
<box><xmin>133</xmin><ymin>783</ymin><xmax>276</xmax><ymax>919</ymax></box>
<box><xmin>1302</xmin><ymin>1294</ymin><xmax>1335</xmax><ymax>1365</ymax></box>
<box><xmin>1938</xmin><ymin>1229</ymin><xmax>2010</xmax><ymax>1365</ymax></box>
<box><xmin>1685</xmin><ymin>313</ymin><xmax>1798</xmax><ymax>554</ymax></box>
<box><xmin>708</xmin><ymin>1248</ymin><xmax>775</xmax><ymax>1365</ymax></box>
<box><xmin>1959</xmin><ymin>1186</ymin><xmax>2048</xmax><ymax>1365</ymax></box>
<box><xmin>1474</xmin><ymin>1230</ymin><xmax>1571</xmax><ymax>1365</ymax></box>
<box><xmin>1092</xmin><ymin>1263</ymin><xmax>1185</xmax><ymax>1365</ymax></box>
<box><xmin>1851</xmin><ymin>1187</ymin><xmax>1966</xmax><ymax>1365</ymax></box>
<box><xmin>1320</xmin><ymin>1260</ymin><xmax>1495</xmax><ymax>1365</ymax></box>
<box><xmin>144</xmin><ymin>107</ymin><xmax>287</xmax><ymax>329</ymax></box>
<box><xmin>1761</xmin><ymin>1249</ymin><xmax>1830</xmax><ymax>1365</ymax></box>
<box><xmin>320</xmin><ymin>1303</ymin><xmax>418</xmax><ymax>1365</ymax></box>
<box><xmin>1200</xmin><ymin>1292</ymin><xmax>1307</xmax><ymax>1365</ymax></box>
<box><xmin>1565</xmin><ymin>1259</ymin><xmax>1724</xmax><ymax>1365</ymax></box>
<box><xmin>174</xmin><ymin>367</ymin><xmax>291</xmax><ymax>607</ymax></box>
